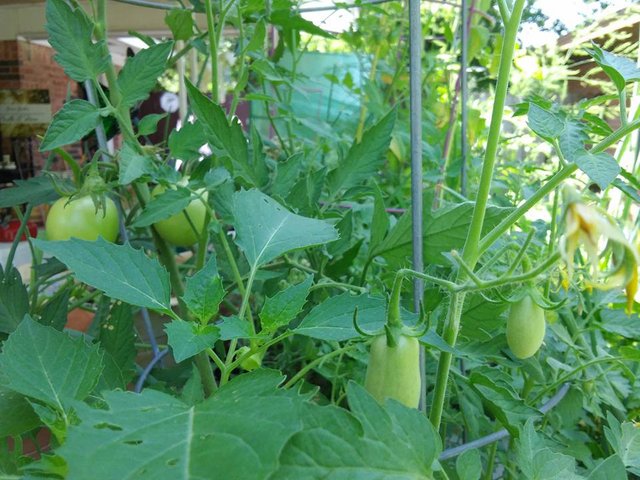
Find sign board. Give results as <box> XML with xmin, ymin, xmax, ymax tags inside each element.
<box><xmin>0</xmin><ymin>89</ymin><xmax>51</xmax><ymax>137</ymax></box>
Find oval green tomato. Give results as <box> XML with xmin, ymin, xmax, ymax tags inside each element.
<box><xmin>152</xmin><ymin>185</ymin><xmax>208</xmax><ymax>247</ymax></box>
<box><xmin>46</xmin><ymin>195</ymin><xmax>119</xmax><ymax>242</ymax></box>
<box><xmin>506</xmin><ymin>295</ymin><xmax>546</xmax><ymax>359</ymax></box>
<box><xmin>364</xmin><ymin>334</ymin><xmax>421</xmax><ymax>408</ymax></box>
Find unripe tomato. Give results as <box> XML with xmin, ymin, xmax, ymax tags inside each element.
<box><xmin>152</xmin><ymin>185</ymin><xmax>208</xmax><ymax>247</ymax></box>
<box><xmin>46</xmin><ymin>195</ymin><xmax>119</xmax><ymax>242</ymax></box>
<box><xmin>506</xmin><ymin>295</ymin><xmax>546</xmax><ymax>359</ymax></box>
<box><xmin>364</xmin><ymin>333</ymin><xmax>421</xmax><ymax>408</ymax></box>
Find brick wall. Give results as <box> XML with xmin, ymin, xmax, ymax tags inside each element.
<box><xmin>0</xmin><ymin>40</ymin><xmax>82</xmax><ymax>173</ymax></box>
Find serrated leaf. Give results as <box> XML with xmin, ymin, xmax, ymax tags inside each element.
<box><xmin>132</xmin><ymin>187</ymin><xmax>192</xmax><ymax>228</ymax></box>
<box><xmin>38</xmin><ymin>288</ymin><xmax>70</xmax><ymax>331</ymax></box>
<box><xmin>97</xmin><ymin>303</ymin><xmax>136</xmax><ymax>383</ymax></box>
<box><xmin>232</xmin><ymin>189</ymin><xmax>338</xmax><ymax>268</ymax></box>
<box><xmin>181</xmin><ymin>365</ymin><xmax>204</xmax><ymax>406</ymax></box>
<box><xmin>0</xmin><ymin>265</ymin><xmax>29</xmax><ymax>334</ymax></box>
<box><xmin>327</xmin><ymin>109</ymin><xmax>396</xmax><ymax>197</ymax></box>
<box><xmin>165</xmin><ymin>9</ymin><xmax>194</xmax><ymax>41</ymax></box>
<box><xmin>527</xmin><ymin>103</ymin><xmax>565</xmax><ymax>142</ymax></box>
<box><xmin>269</xmin><ymin>10</ymin><xmax>332</xmax><ymax>38</ymax></box>
<box><xmin>33</xmin><ymin>238</ymin><xmax>172</xmax><ymax>312</ymax></box>
<box><xmin>168</xmin><ymin>120</ymin><xmax>208</xmax><ymax>161</ymax></box>
<box><xmin>218</xmin><ymin>315</ymin><xmax>253</xmax><ymax>340</ymax></box>
<box><xmin>574</xmin><ymin>151</ymin><xmax>620</xmax><ymax>190</ymax></box>
<box><xmin>587</xmin><ymin>44</ymin><xmax>640</xmax><ymax>92</ymax></box>
<box><xmin>295</xmin><ymin>293</ymin><xmax>386</xmax><ymax>341</ymax></box>
<box><xmin>272</xmin><ymin>152</ymin><xmax>305</xmax><ymax>198</ymax></box>
<box><xmin>599</xmin><ymin>309</ymin><xmax>640</xmax><ymax>339</ymax></box>
<box><xmin>0</xmin><ymin>316</ymin><xmax>104</xmax><ymax>410</ymax></box>
<box><xmin>186</xmin><ymin>80</ymin><xmax>264</xmax><ymax>186</ymax></box>
<box><xmin>56</xmin><ymin>370</ymin><xmax>439</xmax><ymax>480</ymax></box>
<box><xmin>587</xmin><ymin>455</ymin><xmax>627</xmax><ymax>480</ymax></box>
<box><xmin>45</xmin><ymin>0</ymin><xmax>110</xmax><ymax>81</ymax></box>
<box><xmin>117</xmin><ymin>42</ymin><xmax>174</xmax><ymax>107</ymax></box>
<box><xmin>137</xmin><ymin>113</ymin><xmax>167</xmax><ymax>136</ymax></box>
<box><xmin>40</xmin><ymin>100</ymin><xmax>102</xmax><ymax>151</ymax></box>
<box><xmin>182</xmin><ymin>256</ymin><xmax>225</xmax><ymax>323</ymax></box>
<box><xmin>0</xmin><ymin>175</ymin><xmax>66</xmax><ymax>208</ymax></box>
<box><xmin>0</xmin><ymin>386</ymin><xmax>40</xmax><ymax>438</ymax></box>
<box><xmin>369</xmin><ymin>183</ymin><xmax>389</xmax><ymax>255</ymax></box>
<box><xmin>259</xmin><ymin>275</ymin><xmax>312</xmax><ymax>333</ymax></box>
<box><xmin>118</xmin><ymin>142</ymin><xmax>155</xmax><ymax>185</ymax></box>
<box><xmin>56</xmin><ymin>370</ymin><xmax>302</xmax><ymax>480</ymax></box>
<box><xmin>516</xmin><ymin>419</ymin><xmax>583</xmax><ymax>480</ymax></box>
<box><xmin>604</xmin><ymin>412</ymin><xmax>640</xmax><ymax>474</ymax></box>
<box><xmin>273</xmin><ymin>382</ymin><xmax>440</xmax><ymax>478</ymax></box>
<box><xmin>165</xmin><ymin>319</ymin><xmax>220</xmax><ymax>362</ymax></box>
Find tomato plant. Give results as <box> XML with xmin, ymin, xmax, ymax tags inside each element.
<box><xmin>45</xmin><ymin>195</ymin><xmax>119</xmax><ymax>242</ymax></box>
<box><xmin>0</xmin><ymin>0</ymin><xmax>639</xmax><ymax>478</ymax></box>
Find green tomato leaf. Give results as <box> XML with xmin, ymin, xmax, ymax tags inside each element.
<box><xmin>97</xmin><ymin>303</ymin><xmax>137</xmax><ymax>384</ymax></box>
<box><xmin>259</xmin><ymin>275</ymin><xmax>312</xmax><ymax>333</ymax></box>
<box><xmin>40</xmin><ymin>100</ymin><xmax>102</xmax><ymax>151</ymax></box>
<box><xmin>527</xmin><ymin>103</ymin><xmax>565</xmax><ymax>143</ymax></box>
<box><xmin>268</xmin><ymin>10</ymin><xmax>333</xmax><ymax>38</ymax></box>
<box><xmin>274</xmin><ymin>382</ymin><xmax>441</xmax><ymax>478</ymax></box>
<box><xmin>587</xmin><ymin>455</ymin><xmax>627</xmax><ymax>480</ymax></box>
<box><xmin>185</xmin><ymin>80</ymin><xmax>267</xmax><ymax>186</ymax></box>
<box><xmin>516</xmin><ymin>419</ymin><xmax>583</xmax><ymax>480</ymax></box>
<box><xmin>165</xmin><ymin>9</ymin><xmax>194</xmax><ymax>41</ymax></box>
<box><xmin>456</xmin><ymin>449</ymin><xmax>482</xmax><ymax>480</ymax></box>
<box><xmin>218</xmin><ymin>315</ymin><xmax>253</xmax><ymax>340</ymax></box>
<box><xmin>272</xmin><ymin>152</ymin><xmax>305</xmax><ymax>199</ymax></box>
<box><xmin>294</xmin><ymin>293</ymin><xmax>386</xmax><ymax>341</ymax></box>
<box><xmin>137</xmin><ymin>113</ymin><xmax>167</xmax><ymax>136</ymax></box>
<box><xmin>586</xmin><ymin>44</ymin><xmax>640</xmax><ymax>93</ymax></box>
<box><xmin>132</xmin><ymin>187</ymin><xmax>192</xmax><ymax>228</ymax></box>
<box><xmin>33</xmin><ymin>238</ymin><xmax>172</xmax><ymax>313</ymax></box>
<box><xmin>599</xmin><ymin>309</ymin><xmax>640</xmax><ymax>339</ymax></box>
<box><xmin>118</xmin><ymin>142</ymin><xmax>155</xmax><ymax>185</ymax></box>
<box><xmin>0</xmin><ymin>265</ymin><xmax>29</xmax><ymax>335</ymax></box>
<box><xmin>604</xmin><ymin>412</ymin><xmax>640</xmax><ymax>475</ymax></box>
<box><xmin>55</xmin><ymin>370</ymin><xmax>440</xmax><ymax>479</ymax></box>
<box><xmin>0</xmin><ymin>315</ymin><xmax>104</xmax><ymax>410</ymax></box>
<box><xmin>327</xmin><ymin>109</ymin><xmax>396</xmax><ymax>198</ymax></box>
<box><xmin>38</xmin><ymin>288</ymin><xmax>70</xmax><ymax>331</ymax></box>
<box><xmin>0</xmin><ymin>175</ymin><xmax>67</xmax><ymax>208</ymax></box>
<box><xmin>165</xmin><ymin>319</ymin><xmax>220</xmax><ymax>363</ymax></box>
<box><xmin>182</xmin><ymin>256</ymin><xmax>225</xmax><ymax>324</ymax></box>
<box><xmin>574</xmin><ymin>151</ymin><xmax>620</xmax><ymax>190</ymax></box>
<box><xmin>168</xmin><ymin>120</ymin><xmax>208</xmax><ymax>161</ymax></box>
<box><xmin>117</xmin><ymin>42</ymin><xmax>174</xmax><ymax>107</ymax></box>
<box><xmin>45</xmin><ymin>0</ymin><xmax>110</xmax><ymax>81</ymax></box>
<box><xmin>0</xmin><ymin>386</ymin><xmax>40</xmax><ymax>438</ymax></box>
<box><xmin>232</xmin><ymin>189</ymin><xmax>338</xmax><ymax>268</ymax></box>
<box><xmin>368</xmin><ymin>183</ymin><xmax>389</xmax><ymax>256</ymax></box>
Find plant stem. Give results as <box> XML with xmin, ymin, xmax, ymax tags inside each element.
<box><xmin>283</xmin><ymin>344</ymin><xmax>357</xmax><ymax>389</ymax></box>
<box><xmin>204</xmin><ymin>0</ymin><xmax>218</xmax><ymax>100</ymax></box>
<box><xmin>429</xmin><ymin>0</ymin><xmax>525</xmax><ymax>431</ymax></box>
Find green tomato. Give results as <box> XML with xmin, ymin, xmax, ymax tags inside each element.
<box><xmin>364</xmin><ymin>333</ymin><xmax>421</xmax><ymax>408</ymax></box>
<box><xmin>152</xmin><ymin>185</ymin><xmax>208</xmax><ymax>247</ymax></box>
<box><xmin>506</xmin><ymin>295</ymin><xmax>546</xmax><ymax>359</ymax></box>
<box><xmin>46</xmin><ymin>195</ymin><xmax>119</xmax><ymax>242</ymax></box>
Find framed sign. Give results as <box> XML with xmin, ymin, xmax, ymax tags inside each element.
<box><xmin>0</xmin><ymin>89</ymin><xmax>52</xmax><ymax>137</ymax></box>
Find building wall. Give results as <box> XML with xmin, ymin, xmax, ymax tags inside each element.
<box><xmin>0</xmin><ymin>39</ymin><xmax>81</xmax><ymax>173</ymax></box>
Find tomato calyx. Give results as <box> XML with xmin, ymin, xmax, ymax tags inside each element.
<box><xmin>352</xmin><ymin>274</ymin><xmax>430</xmax><ymax>345</ymax></box>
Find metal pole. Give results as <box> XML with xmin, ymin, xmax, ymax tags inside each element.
<box><xmin>459</xmin><ymin>0</ymin><xmax>469</xmax><ymax>196</ymax></box>
<box><xmin>409</xmin><ymin>0</ymin><xmax>425</xmax><ymax>412</ymax></box>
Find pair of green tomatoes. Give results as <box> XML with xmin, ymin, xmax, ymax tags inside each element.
<box><xmin>46</xmin><ymin>187</ymin><xmax>207</xmax><ymax>247</ymax></box>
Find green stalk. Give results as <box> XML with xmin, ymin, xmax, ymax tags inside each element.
<box><xmin>428</xmin><ymin>0</ymin><xmax>525</xmax><ymax>430</ymax></box>
<box><xmin>204</xmin><ymin>0</ymin><xmax>219</xmax><ymax>100</ymax></box>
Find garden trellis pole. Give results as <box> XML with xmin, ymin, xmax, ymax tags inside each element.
<box><xmin>408</xmin><ymin>0</ymin><xmax>426</xmax><ymax>412</ymax></box>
